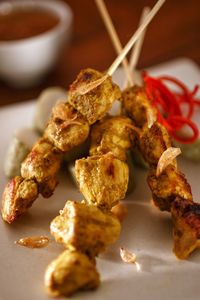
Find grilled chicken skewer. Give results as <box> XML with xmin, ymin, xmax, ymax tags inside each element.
<box><xmin>2</xmin><ymin>0</ymin><xmax>164</xmax><ymax>224</ymax></box>
<box><xmin>1</xmin><ymin>0</ymin><xmax>162</xmax><ymax>223</ymax></box>
<box><xmin>96</xmin><ymin>0</ymin><xmax>200</xmax><ymax>260</ymax></box>
<box><xmin>45</xmin><ymin>115</ymin><xmax>136</xmax><ymax>297</ymax></box>
<box><xmin>1</xmin><ymin>69</ymin><xmax>120</xmax><ymax>224</ymax></box>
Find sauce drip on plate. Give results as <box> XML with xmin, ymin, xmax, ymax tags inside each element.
<box><xmin>15</xmin><ymin>236</ymin><xmax>50</xmax><ymax>249</ymax></box>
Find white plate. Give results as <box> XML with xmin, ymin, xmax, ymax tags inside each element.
<box><xmin>0</xmin><ymin>58</ymin><xmax>200</xmax><ymax>300</ymax></box>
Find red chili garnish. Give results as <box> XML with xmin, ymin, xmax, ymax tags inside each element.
<box><xmin>143</xmin><ymin>72</ymin><xmax>200</xmax><ymax>144</ymax></box>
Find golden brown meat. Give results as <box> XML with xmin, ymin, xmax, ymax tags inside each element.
<box><xmin>44</xmin><ymin>102</ymin><xmax>90</xmax><ymax>152</ymax></box>
<box><xmin>75</xmin><ymin>153</ymin><xmax>129</xmax><ymax>209</ymax></box>
<box><xmin>51</xmin><ymin>200</ymin><xmax>121</xmax><ymax>256</ymax></box>
<box><xmin>147</xmin><ymin>165</ymin><xmax>192</xmax><ymax>212</ymax></box>
<box><xmin>68</xmin><ymin>68</ymin><xmax>121</xmax><ymax>125</ymax></box>
<box><xmin>45</xmin><ymin>249</ymin><xmax>100</xmax><ymax>297</ymax></box>
<box><xmin>139</xmin><ymin>122</ymin><xmax>172</xmax><ymax>166</ymax></box>
<box><xmin>1</xmin><ymin>176</ymin><xmax>38</xmax><ymax>223</ymax></box>
<box><xmin>171</xmin><ymin>197</ymin><xmax>200</xmax><ymax>259</ymax></box>
<box><xmin>21</xmin><ymin>138</ymin><xmax>62</xmax><ymax>197</ymax></box>
<box><xmin>90</xmin><ymin>115</ymin><xmax>135</xmax><ymax>161</ymax></box>
<box><xmin>122</xmin><ymin>85</ymin><xmax>157</xmax><ymax>129</ymax></box>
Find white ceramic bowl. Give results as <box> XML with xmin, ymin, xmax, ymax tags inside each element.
<box><xmin>0</xmin><ymin>0</ymin><xmax>73</xmax><ymax>87</ymax></box>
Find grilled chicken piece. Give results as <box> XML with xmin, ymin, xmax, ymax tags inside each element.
<box><xmin>68</xmin><ymin>68</ymin><xmax>121</xmax><ymax>125</ymax></box>
<box><xmin>1</xmin><ymin>176</ymin><xmax>38</xmax><ymax>223</ymax></box>
<box><xmin>45</xmin><ymin>249</ymin><xmax>100</xmax><ymax>297</ymax></box>
<box><xmin>171</xmin><ymin>197</ymin><xmax>200</xmax><ymax>259</ymax></box>
<box><xmin>75</xmin><ymin>153</ymin><xmax>129</xmax><ymax>209</ymax></box>
<box><xmin>148</xmin><ymin>165</ymin><xmax>192</xmax><ymax>212</ymax></box>
<box><xmin>38</xmin><ymin>177</ymin><xmax>58</xmax><ymax>198</ymax></box>
<box><xmin>139</xmin><ymin>122</ymin><xmax>172</xmax><ymax>166</ymax></box>
<box><xmin>122</xmin><ymin>85</ymin><xmax>157</xmax><ymax>129</ymax></box>
<box><xmin>44</xmin><ymin>102</ymin><xmax>90</xmax><ymax>152</ymax></box>
<box><xmin>51</xmin><ymin>200</ymin><xmax>121</xmax><ymax>256</ymax></box>
<box><xmin>90</xmin><ymin>115</ymin><xmax>135</xmax><ymax>161</ymax></box>
<box><xmin>21</xmin><ymin>138</ymin><xmax>62</xmax><ymax>188</ymax></box>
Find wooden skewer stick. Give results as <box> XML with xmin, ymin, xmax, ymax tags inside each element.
<box><xmin>95</xmin><ymin>0</ymin><xmax>133</xmax><ymax>86</ymax></box>
<box><xmin>107</xmin><ymin>0</ymin><xmax>166</xmax><ymax>76</ymax></box>
<box><xmin>123</xmin><ymin>6</ymin><xmax>150</xmax><ymax>88</ymax></box>
<box><xmin>80</xmin><ymin>0</ymin><xmax>166</xmax><ymax>95</ymax></box>
<box><xmin>129</xmin><ymin>7</ymin><xmax>150</xmax><ymax>71</ymax></box>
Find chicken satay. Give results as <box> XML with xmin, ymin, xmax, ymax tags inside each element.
<box><xmin>75</xmin><ymin>153</ymin><xmax>129</xmax><ymax>210</ymax></box>
<box><xmin>21</xmin><ymin>138</ymin><xmax>62</xmax><ymax>197</ymax></box>
<box><xmin>147</xmin><ymin>165</ymin><xmax>193</xmax><ymax>211</ymax></box>
<box><xmin>139</xmin><ymin>122</ymin><xmax>172</xmax><ymax>166</ymax></box>
<box><xmin>44</xmin><ymin>102</ymin><xmax>90</xmax><ymax>152</ymax></box>
<box><xmin>90</xmin><ymin>115</ymin><xmax>135</xmax><ymax>161</ymax></box>
<box><xmin>50</xmin><ymin>200</ymin><xmax>121</xmax><ymax>256</ymax></box>
<box><xmin>45</xmin><ymin>249</ymin><xmax>100</xmax><ymax>297</ymax></box>
<box><xmin>1</xmin><ymin>176</ymin><xmax>38</xmax><ymax>223</ymax></box>
<box><xmin>171</xmin><ymin>197</ymin><xmax>200</xmax><ymax>259</ymax></box>
<box><xmin>122</xmin><ymin>85</ymin><xmax>157</xmax><ymax>129</ymax></box>
<box><xmin>68</xmin><ymin>68</ymin><xmax>121</xmax><ymax>125</ymax></box>
<box><xmin>2</xmin><ymin>68</ymin><xmax>121</xmax><ymax>223</ymax></box>
<box><xmin>122</xmin><ymin>85</ymin><xmax>199</xmax><ymax>259</ymax></box>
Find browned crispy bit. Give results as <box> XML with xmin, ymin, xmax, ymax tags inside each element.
<box><xmin>75</xmin><ymin>153</ymin><xmax>129</xmax><ymax>210</ymax></box>
<box><xmin>44</xmin><ymin>102</ymin><xmax>90</xmax><ymax>152</ymax></box>
<box><xmin>21</xmin><ymin>138</ymin><xmax>62</xmax><ymax>185</ymax></box>
<box><xmin>51</xmin><ymin>200</ymin><xmax>121</xmax><ymax>256</ymax></box>
<box><xmin>45</xmin><ymin>249</ymin><xmax>100</xmax><ymax>297</ymax></box>
<box><xmin>171</xmin><ymin>197</ymin><xmax>200</xmax><ymax>259</ymax></box>
<box><xmin>38</xmin><ymin>177</ymin><xmax>58</xmax><ymax>198</ymax></box>
<box><xmin>139</xmin><ymin>122</ymin><xmax>172</xmax><ymax>166</ymax></box>
<box><xmin>147</xmin><ymin>165</ymin><xmax>193</xmax><ymax>212</ymax></box>
<box><xmin>1</xmin><ymin>176</ymin><xmax>38</xmax><ymax>223</ymax></box>
<box><xmin>68</xmin><ymin>68</ymin><xmax>121</xmax><ymax>125</ymax></box>
<box><xmin>122</xmin><ymin>85</ymin><xmax>157</xmax><ymax>129</ymax></box>
<box><xmin>90</xmin><ymin>115</ymin><xmax>136</xmax><ymax>161</ymax></box>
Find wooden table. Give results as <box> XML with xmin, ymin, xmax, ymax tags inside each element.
<box><xmin>0</xmin><ymin>0</ymin><xmax>199</xmax><ymax>107</ymax></box>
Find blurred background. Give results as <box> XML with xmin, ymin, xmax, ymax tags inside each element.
<box><xmin>0</xmin><ymin>0</ymin><xmax>199</xmax><ymax>106</ymax></box>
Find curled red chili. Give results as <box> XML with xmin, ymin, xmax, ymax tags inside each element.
<box><xmin>143</xmin><ymin>72</ymin><xmax>200</xmax><ymax>144</ymax></box>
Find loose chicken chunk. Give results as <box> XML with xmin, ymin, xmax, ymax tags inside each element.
<box><xmin>44</xmin><ymin>102</ymin><xmax>90</xmax><ymax>152</ymax></box>
<box><xmin>90</xmin><ymin>115</ymin><xmax>135</xmax><ymax>161</ymax></box>
<box><xmin>1</xmin><ymin>176</ymin><xmax>38</xmax><ymax>223</ymax></box>
<box><xmin>122</xmin><ymin>85</ymin><xmax>157</xmax><ymax>129</ymax></box>
<box><xmin>147</xmin><ymin>165</ymin><xmax>192</xmax><ymax>212</ymax></box>
<box><xmin>45</xmin><ymin>249</ymin><xmax>100</xmax><ymax>297</ymax></box>
<box><xmin>171</xmin><ymin>197</ymin><xmax>200</xmax><ymax>259</ymax></box>
<box><xmin>51</xmin><ymin>200</ymin><xmax>121</xmax><ymax>256</ymax></box>
<box><xmin>68</xmin><ymin>68</ymin><xmax>121</xmax><ymax>125</ymax></box>
<box><xmin>139</xmin><ymin>122</ymin><xmax>172</xmax><ymax>166</ymax></box>
<box><xmin>75</xmin><ymin>153</ymin><xmax>129</xmax><ymax>209</ymax></box>
<box><xmin>21</xmin><ymin>138</ymin><xmax>62</xmax><ymax>186</ymax></box>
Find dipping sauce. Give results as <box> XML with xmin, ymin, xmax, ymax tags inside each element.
<box><xmin>0</xmin><ymin>8</ymin><xmax>60</xmax><ymax>41</ymax></box>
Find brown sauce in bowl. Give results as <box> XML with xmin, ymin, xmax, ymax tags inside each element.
<box><xmin>0</xmin><ymin>8</ymin><xmax>60</xmax><ymax>41</ymax></box>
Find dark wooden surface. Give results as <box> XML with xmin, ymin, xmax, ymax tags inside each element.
<box><xmin>0</xmin><ymin>0</ymin><xmax>199</xmax><ymax>107</ymax></box>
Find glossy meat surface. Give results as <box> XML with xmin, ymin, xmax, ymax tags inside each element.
<box><xmin>68</xmin><ymin>68</ymin><xmax>121</xmax><ymax>124</ymax></box>
<box><xmin>51</xmin><ymin>200</ymin><xmax>121</xmax><ymax>256</ymax></box>
<box><xmin>1</xmin><ymin>176</ymin><xmax>38</xmax><ymax>223</ymax></box>
<box><xmin>44</xmin><ymin>102</ymin><xmax>90</xmax><ymax>152</ymax></box>
<box><xmin>90</xmin><ymin>115</ymin><xmax>135</xmax><ymax>161</ymax></box>
<box><xmin>75</xmin><ymin>153</ymin><xmax>129</xmax><ymax>209</ymax></box>
<box><xmin>45</xmin><ymin>249</ymin><xmax>99</xmax><ymax>297</ymax></box>
<box><xmin>172</xmin><ymin>197</ymin><xmax>200</xmax><ymax>259</ymax></box>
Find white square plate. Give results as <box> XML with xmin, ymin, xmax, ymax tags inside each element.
<box><xmin>0</xmin><ymin>58</ymin><xmax>200</xmax><ymax>300</ymax></box>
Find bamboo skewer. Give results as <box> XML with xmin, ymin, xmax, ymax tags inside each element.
<box><xmin>95</xmin><ymin>0</ymin><xmax>133</xmax><ymax>86</ymax></box>
<box><xmin>129</xmin><ymin>7</ymin><xmax>150</xmax><ymax>72</ymax></box>
<box><xmin>80</xmin><ymin>0</ymin><xmax>165</xmax><ymax>95</ymax></box>
<box><xmin>107</xmin><ymin>0</ymin><xmax>166</xmax><ymax>77</ymax></box>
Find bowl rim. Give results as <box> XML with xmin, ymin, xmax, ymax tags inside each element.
<box><xmin>0</xmin><ymin>0</ymin><xmax>73</xmax><ymax>46</ymax></box>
